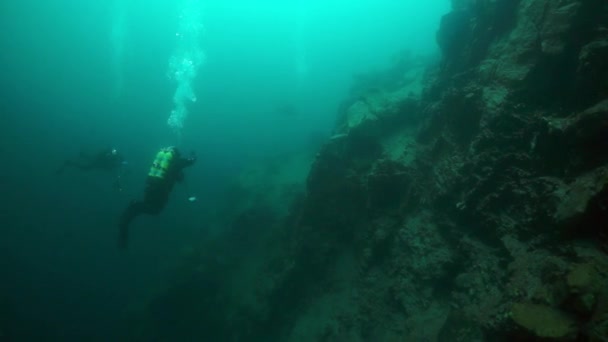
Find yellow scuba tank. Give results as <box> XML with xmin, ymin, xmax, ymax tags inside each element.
<box><xmin>148</xmin><ymin>148</ymin><xmax>175</xmax><ymax>179</ymax></box>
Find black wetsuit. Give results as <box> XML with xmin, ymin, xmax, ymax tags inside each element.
<box><xmin>118</xmin><ymin>149</ymin><xmax>195</xmax><ymax>248</ymax></box>
<box><xmin>57</xmin><ymin>149</ymin><xmax>124</xmax><ymax>174</ymax></box>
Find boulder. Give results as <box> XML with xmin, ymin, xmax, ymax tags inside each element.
<box><xmin>576</xmin><ymin>38</ymin><xmax>608</xmax><ymax>105</ymax></box>
<box><xmin>511</xmin><ymin>302</ymin><xmax>578</xmax><ymax>340</ymax></box>
<box><xmin>552</xmin><ymin>167</ymin><xmax>608</xmax><ymax>227</ymax></box>
<box><xmin>540</xmin><ymin>2</ymin><xmax>582</xmax><ymax>55</ymax></box>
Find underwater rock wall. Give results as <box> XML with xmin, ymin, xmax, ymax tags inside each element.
<box><xmin>123</xmin><ymin>1</ymin><xmax>608</xmax><ymax>341</ymax></box>
<box><xmin>262</xmin><ymin>0</ymin><xmax>608</xmax><ymax>340</ymax></box>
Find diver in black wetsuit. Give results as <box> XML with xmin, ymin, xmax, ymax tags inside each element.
<box><xmin>118</xmin><ymin>146</ymin><xmax>195</xmax><ymax>249</ymax></box>
<box><xmin>57</xmin><ymin>147</ymin><xmax>127</xmax><ymax>191</ymax></box>
<box><xmin>57</xmin><ymin>148</ymin><xmax>125</xmax><ymax>174</ymax></box>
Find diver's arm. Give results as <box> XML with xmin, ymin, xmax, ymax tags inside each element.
<box><xmin>172</xmin><ymin>155</ymin><xmax>195</xmax><ymax>183</ymax></box>
<box><xmin>179</xmin><ymin>154</ymin><xmax>196</xmax><ymax>168</ymax></box>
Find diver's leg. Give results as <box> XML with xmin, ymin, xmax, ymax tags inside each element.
<box><xmin>72</xmin><ymin>161</ymin><xmax>95</xmax><ymax>171</ymax></box>
<box><xmin>118</xmin><ymin>200</ymin><xmax>146</xmax><ymax>249</ymax></box>
<box><xmin>57</xmin><ymin>159</ymin><xmax>95</xmax><ymax>173</ymax></box>
<box><xmin>145</xmin><ymin>197</ymin><xmax>167</xmax><ymax>215</ymax></box>
<box><xmin>141</xmin><ymin>180</ymin><xmax>169</xmax><ymax>215</ymax></box>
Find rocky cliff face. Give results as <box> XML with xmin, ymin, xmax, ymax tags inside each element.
<box><xmin>124</xmin><ymin>1</ymin><xmax>608</xmax><ymax>341</ymax></box>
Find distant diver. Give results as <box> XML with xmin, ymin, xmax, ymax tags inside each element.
<box><xmin>56</xmin><ymin>147</ymin><xmax>127</xmax><ymax>191</ymax></box>
<box><xmin>118</xmin><ymin>146</ymin><xmax>196</xmax><ymax>249</ymax></box>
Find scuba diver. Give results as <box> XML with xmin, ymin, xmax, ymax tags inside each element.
<box><xmin>56</xmin><ymin>147</ymin><xmax>128</xmax><ymax>191</ymax></box>
<box><xmin>57</xmin><ymin>147</ymin><xmax>125</xmax><ymax>173</ymax></box>
<box><xmin>118</xmin><ymin>146</ymin><xmax>196</xmax><ymax>249</ymax></box>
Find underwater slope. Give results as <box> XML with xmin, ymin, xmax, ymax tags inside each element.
<box><xmin>122</xmin><ymin>0</ymin><xmax>608</xmax><ymax>340</ymax></box>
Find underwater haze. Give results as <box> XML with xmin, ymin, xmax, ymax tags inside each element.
<box><xmin>0</xmin><ymin>0</ymin><xmax>449</xmax><ymax>340</ymax></box>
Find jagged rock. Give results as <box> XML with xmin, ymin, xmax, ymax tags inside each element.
<box><xmin>437</xmin><ymin>0</ymin><xmax>521</xmax><ymax>71</ymax></box>
<box><xmin>402</xmin><ymin>302</ymin><xmax>450</xmax><ymax>341</ymax></box>
<box><xmin>567</xmin><ymin>263</ymin><xmax>600</xmax><ymax>293</ymax></box>
<box><xmin>511</xmin><ymin>303</ymin><xmax>578</xmax><ymax>340</ymax></box>
<box><xmin>566</xmin><ymin>263</ymin><xmax>601</xmax><ymax>314</ymax></box>
<box><xmin>555</xmin><ymin>100</ymin><xmax>608</xmax><ymax>146</ymax></box>
<box><xmin>588</xmin><ymin>295</ymin><xmax>608</xmax><ymax>341</ymax></box>
<box><xmin>576</xmin><ymin>38</ymin><xmax>608</xmax><ymax>104</ymax></box>
<box><xmin>339</xmin><ymin>87</ymin><xmax>420</xmax><ymax>136</ymax></box>
<box><xmin>477</xmin><ymin>0</ymin><xmax>584</xmax><ymax>90</ymax></box>
<box><xmin>366</xmin><ymin>160</ymin><xmax>411</xmax><ymax>211</ymax></box>
<box><xmin>477</xmin><ymin>5</ymin><xmax>539</xmax><ymax>84</ymax></box>
<box><xmin>437</xmin><ymin>9</ymin><xmax>473</xmax><ymax>61</ymax></box>
<box><xmin>337</xmin><ymin>61</ymin><xmax>424</xmax><ymax>137</ymax></box>
<box><xmin>540</xmin><ymin>100</ymin><xmax>608</xmax><ymax>213</ymax></box>
<box><xmin>552</xmin><ymin>166</ymin><xmax>608</xmax><ymax>227</ymax></box>
<box><xmin>396</xmin><ymin>213</ymin><xmax>455</xmax><ymax>280</ymax></box>
<box><xmin>480</xmin><ymin>85</ymin><xmax>509</xmax><ymax>119</ymax></box>
<box><xmin>563</xmin><ymin>258</ymin><xmax>608</xmax><ymax>322</ymax></box>
<box><xmin>540</xmin><ymin>2</ymin><xmax>582</xmax><ymax>55</ymax></box>
<box><xmin>438</xmin><ymin>310</ymin><xmax>484</xmax><ymax>342</ymax></box>
<box><xmin>543</xmin><ymin>100</ymin><xmax>608</xmax><ymax>175</ymax></box>
<box><xmin>343</xmin><ymin>99</ymin><xmax>378</xmax><ymax>133</ymax></box>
